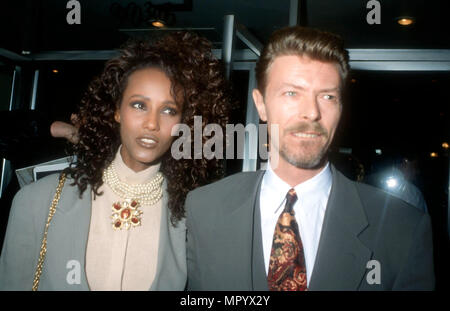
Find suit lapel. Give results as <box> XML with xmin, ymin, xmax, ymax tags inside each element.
<box><xmin>150</xmin><ymin>182</ymin><xmax>187</xmax><ymax>290</ymax></box>
<box><xmin>223</xmin><ymin>170</ymin><xmax>265</xmax><ymax>290</ymax></box>
<box><xmin>308</xmin><ymin>165</ymin><xmax>372</xmax><ymax>290</ymax></box>
<box><xmin>251</xmin><ymin>181</ymin><xmax>269</xmax><ymax>290</ymax></box>
<box><xmin>149</xmin><ymin>184</ymin><xmax>169</xmax><ymax>290</ymax></box>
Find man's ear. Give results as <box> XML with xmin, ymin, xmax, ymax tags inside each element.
<box><xmin>252</xmin><ymin>88</ymin><xmax>267</xmax><ymax>122</ymax></box>
<box><xmin>114</xmin><ymin>109</ymin><xmax>120</xmax><ymax>123</ymax></box>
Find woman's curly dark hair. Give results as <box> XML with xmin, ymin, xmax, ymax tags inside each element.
<box><xmin>68</xmin><ymin>31</ymin><xmax>232</xmax><ymax>225</ymax></box>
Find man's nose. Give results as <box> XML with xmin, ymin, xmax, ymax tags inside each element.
<box><xmin>299</xmin><ymin>95</ymin><xmax>320</xmax><ymax>121</ymax></box>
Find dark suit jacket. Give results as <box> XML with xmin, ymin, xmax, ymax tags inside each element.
<box><xmin>185</xmin><ymin>165</ymin><xmax>435</xmax><ymax>290</ymax></box>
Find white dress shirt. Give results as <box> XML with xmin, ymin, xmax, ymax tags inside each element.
<box><xmin>259</xmin><ymin>161</ymin><xmax>332</xmax><ymax>287</ymax></box>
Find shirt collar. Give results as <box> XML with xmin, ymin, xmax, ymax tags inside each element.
<box><xmin>261</xmin><ymin>161</ymin><xmax>332</xmax><ymax>214</ymax></box>
<box><xmin>113</xmin><ymin>145</ymin><xmax>162</xmax><ymax>184</ymax></box>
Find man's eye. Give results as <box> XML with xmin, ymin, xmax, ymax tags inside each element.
<box><xmin>285</xmin><ymin>91</ymin><xmax>296</xmax><ymax>97</ymax></box>
<box><xmin>131</xmin><ymin>101</ymin><xmax>146</xmax><ymax>110</ymax></box>
<box><xmin>323</xmin><ymin>94</ymin><xmax>336</xmax><ymax>100</ymax></box>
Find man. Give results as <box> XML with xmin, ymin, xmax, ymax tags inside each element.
<box><xmin>185</xmin><ymin>26</ymin><xmax>434</xmax><ymax>290</ymax></box>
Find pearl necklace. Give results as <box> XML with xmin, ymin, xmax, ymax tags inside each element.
<box><xmin>102</xmin><ymin>162</ymin><xmax>164</xmax><ymax>230</ymax></box>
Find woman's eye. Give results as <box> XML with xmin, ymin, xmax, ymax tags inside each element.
<box><xmin>131</xmin><ymin>101</ymin><xmax>146</xmax><ymax>110</ymax></box>
<box><xmin>162</xmin><ymin>107</ymin><xmax>177</xmax><ymax>115</ymax></box>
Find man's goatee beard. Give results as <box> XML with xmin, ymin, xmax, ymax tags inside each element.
<box><xmin>280</xmin><ymin>145</ymin><xmax>329</xmax><ymax>170</ymax></box>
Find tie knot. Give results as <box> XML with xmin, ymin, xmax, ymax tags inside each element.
<box><xmin>286</xmin><ymin>188</ymin><xmax>297</xmax><ymax>206</ymax></box>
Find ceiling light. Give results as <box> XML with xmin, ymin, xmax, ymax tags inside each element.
<box><xmin>442</xmin><ymin>142</ymin><xmax>449</xmax><ymax>149</ymax></box>
<box><xmin>397</xmin><ymin>17</ymin><xmax>414</xmax><ymax>26</ymax></box>
<box><xmin>151</xmin><ymin>20</ymin><xmax>165</xmax><ymax>28</ymax></box>
<box><xmin>52</xmin><ymin>69</ymin><xmax>59</xmax><ymax>74</ymax></box>
<box><xmin>430</xmin><ymin>152</ymin><xmax>438</xmax><ymax>158</ymax></box>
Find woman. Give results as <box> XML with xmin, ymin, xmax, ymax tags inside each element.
<box><xmin>0</xmin><ymin>31</ymin><xmax>231</xmax><ymax>290</ymax></box>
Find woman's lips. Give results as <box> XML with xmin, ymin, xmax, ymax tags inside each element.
<box><xmin>136</xmin><ymin>136</ymin><xmax>158</xmax><ymax>148</ymax></box>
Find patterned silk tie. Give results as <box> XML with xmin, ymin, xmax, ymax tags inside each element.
<box><xmin>267</xmin><ymin>188</ymin><xmax>308</xmax><ymax>291</ymax></box>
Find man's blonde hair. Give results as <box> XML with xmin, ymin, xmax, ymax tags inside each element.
<box><xmin>255</xmin><ymin>26</ymin><xmax>350</xmax><ymax>94</ymax></box>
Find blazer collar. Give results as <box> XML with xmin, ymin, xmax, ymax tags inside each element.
<box><xmin>308</xmin><ymin>164</ymin><xmax>371</xmax><ymax>290</ymax></box>
<box><xmin>251</xmin><ymin>181</ymin><xmax>270</xmax><ymax>291</ymax></box>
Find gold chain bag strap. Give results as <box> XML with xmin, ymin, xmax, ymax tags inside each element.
<box><xmin>32</xmin><ymin>173</ymin><xmax>66</xmax><ymax>291</ymax></box>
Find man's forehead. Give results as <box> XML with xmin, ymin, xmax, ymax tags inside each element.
<box><xmin>269</xmin><ymin>55</ymin><xmax>339</xmax><ymax>75</ymax></box>
<box><xmin>266</xmin><ymin>55</ymin><xmax>341</xmax><ymax>89</ymax></box>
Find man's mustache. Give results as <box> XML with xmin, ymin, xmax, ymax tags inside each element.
<box><xmin>284</xmin><ymin>122</ymin><xmax>328</xmax><ymax>137</ymax></box>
